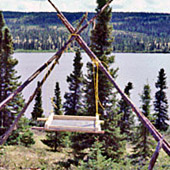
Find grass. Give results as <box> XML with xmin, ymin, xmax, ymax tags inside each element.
<box><xmin>0</xmin><ymin>130</ymin><xmax>71</xmax><ymax>170</ymax></box>
<box><xmin>0</xmin><ymin>130</ymin><xmax>170</xmax><ymax>170</ymax></box>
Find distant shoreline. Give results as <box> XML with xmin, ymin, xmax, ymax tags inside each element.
<box><xmin>14</xmin><ymin>49</ymin><xmax>170</xmax><ymax>54</ymax></box>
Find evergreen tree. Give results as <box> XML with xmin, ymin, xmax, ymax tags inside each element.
<box><xmin>63</xmin><ymin>49</ymin><xmax>83</xmax><ymax>116</ymax></box>
<box><xmin>78</xmin><ymin>139</ymin><xmax>113</xmax><ymax>170</ymax></box>
<box><xmin>31</xmin><ymin>81</ymin><xmax>43</xmax><ymax>121</ymax></box>
<box><xmin>100</xmin><ymin>108</ymin><xmax>126</xmax><ymax>162</ymax></box>
<box><xmin>20</xmin><ymin>128</ymin><xmax>35</xmax><ymax>147</ymax></box>
<box><xmin>84</xmin><ymin>0</ymin><xmax>117</xmax><ymax>117</ymax></box>
<box><xmin>154</xmin><ymin>68</ymin><xmax>169</xmax><ymax>131</ymax></box>
<box><xmin>63</xmin><ymin>49</ymin><xmax>85</xmax><ymax>163</ymax></box>
<box><xmin>7</xmin><ymin>117</ymin><xmax>35</xmax><ymax>146</ymax></box>
<box><xmin>72</xmin><ymin>0</ymin><xmax>125</xmax><ymax>164</ymax></box>
<box><xmin>0</xmin><ymin>11</ymin><xmax>5</xmax><ymax>130</ymax></box>
<box><xmin>132</xmin><ymin>84</ymin><xmax>155</xmax><ymax>166</ymax></box>
<box><xmin>118</xmin><ymin>82</ymin><xmax>134</xmax><ymax>140</ymax></box>
<box><xmin>89</xmin><ymin>0</ymin><xmax>126</xmax><ymax>162</ymax></box>
<box><xmin>41</xmin><ymin>82</ymin><xmax>65</xmax><ymax>151</ymax></box>
<box><xmin>53</xmin><ymin>82</ymin><xmax>62</xmax><ymax>115</ymax></box>
<box><xmin>0</xmin><ymin>12</ymin><xmax>25</xmax><ymax>139</ymax></box>
<box><xmin>18</xmin><ymin>117</ymin><xmax>35</xmax><ymax>147</ymax></box>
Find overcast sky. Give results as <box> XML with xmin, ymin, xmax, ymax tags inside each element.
<box><xmin>0</xmin><ymin>0</ymin><xmax>170</xmax><ymax>13</ymax></box>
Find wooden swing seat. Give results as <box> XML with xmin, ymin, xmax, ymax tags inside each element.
<box><xmin>32</xmin><ymin>113</ymin><xmax>104</xmax><ymax>134</ymax></box>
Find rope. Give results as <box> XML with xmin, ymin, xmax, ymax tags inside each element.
<box><xmin>66</xmin><ymin>33</ymin><xmax>79</xmax><ymax>52</ymax></box>
<box><xmin>92</xmin><ymin>58</ymin><xmax>112</xmax><ymax>114</ymax></box>
<box><xmin>92</xmin><ymin>58</ymin><xmax>105</xmax><ymax>118</ymax></box>
<box><xmin>51</xmin><ymin>97</ymin><xmax>58</xmax><ymax>109</ymax></box>
<box><xmin>66</xmin><ymin>12</ymin><xmax>88</xmax><ymax>52</ymax></box>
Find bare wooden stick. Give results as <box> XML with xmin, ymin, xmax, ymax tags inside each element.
<box><xmin>53</xmin><ymin>115</ymin><xmax>97</xmax><ymax>120</ymax></box>
<box><xmin>48</xmin><ymin>0</ymin><xmax>170</xmax><ymax>156</ymax></box>
<box><xmin>37</xmin><ymin>118</ymin><xmax>48</xmax><ymax>121</ymax></box>
<box><xmin>45</xmin><ymin>112</ymin><xmax>54</xmax><ymax>129</ymax></box>
<box><xmin>149</xmin><ymin>137</ymin><xmax>164</xmax><ymax>170</ymax></box>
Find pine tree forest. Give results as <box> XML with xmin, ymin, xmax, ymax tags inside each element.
<box><xmin>0</xmin><ymin>0</ymin><xmax>170</xmax><ymax>169</ymax></box>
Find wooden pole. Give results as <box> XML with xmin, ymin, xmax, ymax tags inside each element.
<box><xmin>0</xmin><ymin>2</ymin><xmax>112</xmax><ymax>145</ymax></box>
<box><xmin>148</xmin><ymin>137</ymin><xmax>163</xmax><ymax>170</ymax></box>
<box><xmin>48</xmin><ymin>0</ymin><xmax>170</xmax><ymax>156</ymax></box>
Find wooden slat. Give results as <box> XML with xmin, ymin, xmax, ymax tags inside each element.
<box><xmin>37</xmin><ymin>118</ymin><xmax>48</xmax><ymax>121</ymax></box>
<box><xmin>53</xmin><ymin>115</ymin><xmax>97</xmax><ymax>121</ymax></box>
<box><xmin>51</xmin><ymin>119</ymin><xmax>95</xmax><ymax>128</ymax></box>
<box><xmin>45</xmin><ymin>113</ymin><xmax>54</xmax><ymax>128</ymax></box>
<box><xmin>32</xmin><ymin>126</ymin><xmax>105</xmax><ymax>134</ymax></box>
<box><xmin>32</xmin><ymin>127</ymin><xmax>45</xmax><ymax>130</ymax></box>
<box><xmin>49</xmin><ymin>125</ymin><xmax>98</xmax><ymax>130</ymax></box>
<box><xmin>48</xmin><ymin>125</ymin><xmax>104</xmax><ymax>133</ymax></box>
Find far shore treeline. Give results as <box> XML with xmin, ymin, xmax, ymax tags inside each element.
<box><xmin>3</xmin><ymin>11</ymin><xmax>170</xmax><ymax>53</ymax></box>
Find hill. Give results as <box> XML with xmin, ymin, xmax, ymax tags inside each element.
<box><xmin>3</xmin><ymin>11</ymin><xmax>170</xmax><ymax>53</ymax></box>
<box><xmin>0</xmin><ymin>129</ymin><xmax>170</xmax><ymax>169</ymax></box>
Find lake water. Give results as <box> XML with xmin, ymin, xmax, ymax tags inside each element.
<box><xmin>14</xmin><ymin>52</ymin><xmax>170</xmax><ymax>118</ymax></box>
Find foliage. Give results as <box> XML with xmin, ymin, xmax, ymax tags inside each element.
<box><xmin>20</xmin><ymin>129</ymin><xmax>35</xmax><ymax>147</ymax></box>
<box><xmin>0</xmin><ymin>11</ymin><xmax>25</xmax><ymax>145</ymax></box>
<box><xmin>84</xmin><ymin>0</ymin><xmax>118</xmax><ymax>117</ymax></box>
<box><xmin>1</xmin><ymin>129</ymin><xmax>170</xmax><ymax>169</ymax></box>
<box><xmin>41</xmin><ymin>82</ymin><xmax>66</xmax><ymax>151</ymax></box>
<box><xmin>18</xmin><ymin>117</ymin><xmax>35</xmax><ymax>147</ymax></box>
<box><xmin>41</xmin><ymin>132</ymin><xmax>65</xmax><ymax>151</ymax></box>
<box><xmin>74</xmin><ymin>1</ymin><xmax>126</xmax><ymax>165</ymax></box>
<box><xmin>100</xmin><ymin>108</ymin><xmax>126</xmax><ymax>162</ymax></box>
<box><xmin>118</xmin><ymin>82</ymin><xmax>134</xmax><ymax>140</ymax></box>
<box><xmin>2</xmin><ymin>11</ymin><xmax>170</xmax><ymax>53</ymax></box>
<box><xmin>154</xmin><ymin>68</ymin><xmax>169</xmax><ymax>131</ymax></box>
<box><xmin>91</xmin><ymin>0</ymin><xmax>126</xmax><ymax>162</ymax></box>
<box><xmin>63</xmin><ymin>49</ymin><xmax>84</xmax><ymax>116</ymax></box>
<box><xmin>63</xmin><ymin>49</ymin><xmax>84</xmax><ymax>164</ymax></box>
<box><xmin>7</xmin><ymin>117</ymin><xmax>35</xmax><ymax>146</ymax></box>
<box><xmin>30</xmin><ymin>81</ymin><xmax>43</xmax><ymax>127</ymax></box>
<box><xmin>77</xmin><ymin>140</ymin><xmax>114</xmax><ymax>170</ymax></box>
<box><xmin>53</xmin><ymin>81</ymin><xmax>62</xmax><ymax>115</ymax></box>
<box><xmin>132</xmin><ymin>84</ymin><xmax>155</xmax><ymax>166</ymax></box>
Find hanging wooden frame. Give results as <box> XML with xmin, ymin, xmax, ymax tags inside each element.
<box><xmin>32</xmin><ymin>113</ymin><xmax>104</xmax><ymax>134</ymax></box>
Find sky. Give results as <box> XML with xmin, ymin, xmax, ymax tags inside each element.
<box><xmin>0</xmin><ymin>0</ymin><xmax>170</xmax><ymax>13</ymax></box>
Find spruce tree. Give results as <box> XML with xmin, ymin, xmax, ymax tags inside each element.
<box><xmin>84</xmin><ymin>0</ymin><xmax>117</xmax><ymax>117</ymax></box>
<box><xmin>0</xmin><ymin>11</ymin><xmax>5</xmax><ymax>130</ymax></box>
<box><xmin>63</xmin><ymin>49</ymin><xmax>83</xmax><ymax>116</ymax></box>
<box><xmin>154</xmin><ymin>68</ymin><xmax>169</xmax><ymax>131</ymax></box>
<box><xmin>41</xmin><ymin>82</ymin><xmax>64</xmax><ymax>151</ymax></box>
<box><xmin>118</xmin><ymin>82</ymin><xmax>134</xmax><ymax>140</ymax></box>
<box><xmin>78</xmin><ymin>139</ymin><xmax>113</xmax><ymax>170</ymax></box>
<box><xmin>72</xmin><ymin>0</ymin><xmax>125</xmax><ymax>164</ymax></box>
<box><xmin>0</xmin><ymin>12</ymin><xmax>25</xmax><ymax>139</ymax></box>
<box><xmin>17</xmin><ymin>117</ymin><xmax>35</xmax><ymax>147</ymax></box>
<box><xmin>31</xmin><ymin>81</ymin><xmax>43</xmax><ymax>121</ymax></box>
<box><xmin>53</xmin><ymin>82</ymin><xmax>62</xmax><ymax>115</ymax></box>
<box><xmin>132</xmin><ymin>84</ymin><xmax>155</xmax><ymax>165</ymax></box>
<box><xmin>100</xmin><ymin>107</ymin><xmax>126</xmax><ymax>162</ymax></box>
<box><xmin>90</xmin><ymin>0</ymin><xmax>126</xmax><ymax>161</ymax></box>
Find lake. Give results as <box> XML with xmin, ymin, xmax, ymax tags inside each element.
<box><xmin>14</xmin><ymin>52</ymin><xmax>170</xmax><ymax>118</ymax></box>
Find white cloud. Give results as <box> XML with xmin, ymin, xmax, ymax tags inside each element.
<box><xmin>0</xmin><ymin>0</ymin><xmax>170</xmax><ymax>13</ymax></box>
